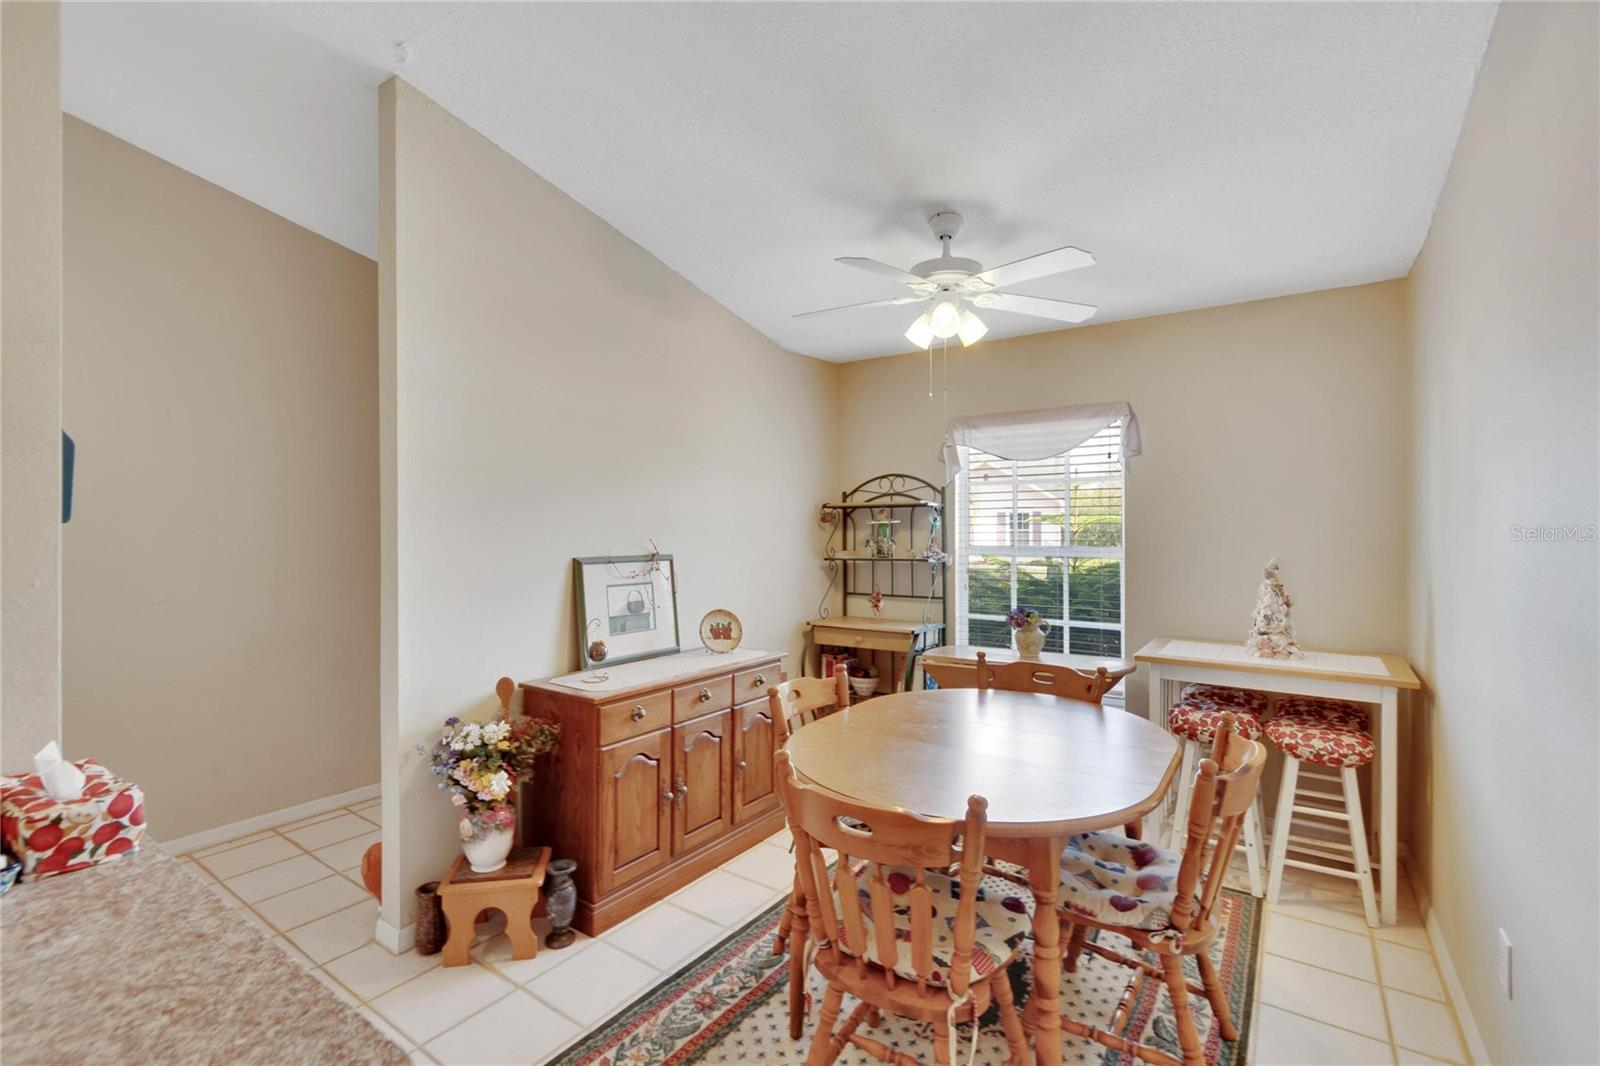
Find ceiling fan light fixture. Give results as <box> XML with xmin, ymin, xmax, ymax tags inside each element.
<box><xmin>904</xmin><ymin>312</ymin><xmax>935</xmax><ymax>350</ymax></box>
<box><xmin>928</xmin><ymin>299</ymin><xmax>963</xmax><ymax>339</ymax></box>
<box><xmin>957</xmin><ymin>309</ymin><xmax>988</xmax><ymax>346</ymax></box>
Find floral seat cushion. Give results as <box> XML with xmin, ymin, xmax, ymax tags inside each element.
<box><xmin>1167</xmin><ymin>699</ymin><xmax>1264</xmax><ymax>743</ymax></box>
<box><xmin>1178</xmin><ymin>684</ymin><xmax>1269</xmax><ymax>716</ymax></box>
<box><xmin>1264</xmin><ymin>714</ymin><xmax>1376</xmax><ymax>768</ymax></box>
<box><xmin>1057</xmin><ymin>831</ymin><xmax>1188</xmax><ymax>930</ymax></box>
<box><xmin>833</xmin><ymin>868</ymin><xmax>1034</xmax><ymax>987</ymax></box>
<box><xmin>1273</xmin><ymin>696</ymin><xmax>1369</xmax><ymax>731</ymax></box>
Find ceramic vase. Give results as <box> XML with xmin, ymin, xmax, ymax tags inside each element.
<box><xmin>1015</xmin><ymin>623</ymin><xmax>1046</xmax><ymax>660</ymax></box>
<box><xmin>462</xmin><ymin>826</ymin><xmax>514</xmax><ymax>874</ymax></box>
<box><xmin>414</xmin><ymin>881</ymin><xmax>445</xmax><ymax>955</ymax></box>
<box><xmin>545</xmin><ymin>858</ymin><xmax>578</xmax><ymax>949</ymax></box>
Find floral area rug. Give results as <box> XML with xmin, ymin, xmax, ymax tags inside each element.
<box><xmin>551</xmin><ymin>888</ymin><xmax>1261</xmax><ymax>1066</ymax></box>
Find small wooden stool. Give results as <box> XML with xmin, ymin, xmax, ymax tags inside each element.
<box><xmin>437</xmin><ymin>846</ymin><xmax>550</xmax><ymax>968</ymax></box>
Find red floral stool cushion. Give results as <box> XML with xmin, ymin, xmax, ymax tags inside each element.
<box><xmin>1168</xmin><ymin>700</ymin><xmax>1264</xmax><ymax>743</ymax></box>
<box><xmin>1178</xmin><ymin>684</ymin><xmax>1269</xmax><ymax>717</ymax></box>
<box><xmin>1264</xmin><ymin>714</ymin><xmax>1376</xmax><ymax>768</ymax></box>
<box><xmin>1273</xmin><ymin>696</ymin><xmax>1369</xmax><ymax>732</ymax></box>
<box><xmin>1168</xmin><ymin>684</ymin><xmax>1267</xmax><ymax>743</ymax></box>
<box><xmin>1</xmin><ymin>759</ymin><xmax>145</xmax><ymax>880</ymax></box>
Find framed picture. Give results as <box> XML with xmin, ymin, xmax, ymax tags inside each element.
<box><xmin>573</xmin><ymin>554</ymin><xmax>679</xmax><ymax>669</ymax></box>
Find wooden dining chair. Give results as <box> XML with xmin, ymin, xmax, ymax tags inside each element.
<box><xmin>1054</xmin><ymin>713</ymin><xmax>1267</xmax><ymax>1066</ymax></box>
<box><xmin>769</xmin><ymin>664</ymin><xmax>851</xmax><ymax>1037</ymax></box>
<box><xmin>768</xmin><ymin>665</ymin><xmax>850</xmax><ymax>739</ymax></box>
<box><xmin>776</xmin><ymin>750</ymin><xmax>1032</xmax><ymax>1066</ymax></box>
<box><xmin>922</xmin><ymin>658</ymin><xmax>980</xmax><ymax>689</ymax></box>
<box><xmin>974</xmin><ymin>650</ymin><xmax>1132</xmax><ymax>704</ymax></box>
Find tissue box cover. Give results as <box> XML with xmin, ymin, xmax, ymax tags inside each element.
<box><xmin>1</xmin><ymin>759</ymin><xmax>144</xmax><ymax>880</ymax></box>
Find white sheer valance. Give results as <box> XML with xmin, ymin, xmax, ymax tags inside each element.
<box><xmin>941</xmin><ymin>401</ymin><xmax>1142</xmax><ymax>483</ymax></box>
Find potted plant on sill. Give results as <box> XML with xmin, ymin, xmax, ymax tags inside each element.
<box><xmin>421</xmin><ymin>712</ymin><xmax>560</xmax><ymax>873</ymax></box>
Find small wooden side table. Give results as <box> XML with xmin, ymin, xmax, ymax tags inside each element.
<box><xmin>803</xmin><ymin>616</ymin><xmax>944</xmax><ymax>693</ymax></box>
<box><xmin>438</xmin><ymin>846</ymin><xmax>550</xmax><ymax>968</ymax></box>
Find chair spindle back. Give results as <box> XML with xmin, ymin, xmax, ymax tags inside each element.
<box><xmin>1170</xmin><ymin>712</ymin><xmax>1267</xmax><ymax>933</ymax></box>
<box><xmin>767</xmin><ymin>665</ymin><xmax>849</xmax><ymax>740</ymax></box>
<box><xmin>974</xmin><ymin>650</ymin><xmax>1123</xmax><ymax>704</ymax></box>
<box><xmin>775</xmin><ymin>750</ymin><xmax>988</xmax><ymax>999</ymax></box>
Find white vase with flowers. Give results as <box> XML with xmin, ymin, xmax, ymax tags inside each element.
<box><xmin>422</xmin><ymin>712</ymin><xmax>560</xmax><ymax>873</ymax></box>
<box><xmin>1007</xmin><ymin>606</ymin><xmax>1050</xmax><ymax>660</ymax></box>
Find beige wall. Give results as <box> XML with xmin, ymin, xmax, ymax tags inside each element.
<box><xmin>62</xmin><ymin>118</ymin><xmax>379</xmax><ymax>840</ymax></box>
<box><xmin>1</xmin><ymin>0</ymin><xmax>64</xmax><ymax>767</ymax></box>
<box><xmin>1406</xmin><ymin>4</ymin><xmax>1598</xmax><ymax>1062</ymax></box>
<box><xmin>377</xmin><ymin>80</ymin><xmax>837</xmax><ymax>934</ymax></box>
<box><xmin>836</xmin><ymin>280</ymin><xmax>1412</xmax><ymax>722</ymax></box>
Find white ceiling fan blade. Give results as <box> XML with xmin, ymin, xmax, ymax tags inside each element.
<box><xmin>972</xmin><ymin>292</ymin><xmax>1097</xmax><ymax>323</ymax></box>
<box><xmin>836</xmin><ymin>257</ymin><xmax>934</xmax><ymax>290</ymax></box>
<box><xmin>793</xmin><ymin>295</ymin><xmax>927</xmax><ymax>319</ymax></box>
<box><xmin>967</xmin><ymin>246</ymin><xmax>1095</xmax><ymax>291</ymax></box>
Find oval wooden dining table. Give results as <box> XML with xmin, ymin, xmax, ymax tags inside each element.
<box><xmin>783</xmin><ymin>686</ymin><xmax>1183</xmax><ymax>1066</ymax></box>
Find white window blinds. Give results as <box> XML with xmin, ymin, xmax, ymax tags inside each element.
<box><xmin>953</xmin><ymin>420</ymin><xmax>1126</xmax><ymax>658</ymax></box>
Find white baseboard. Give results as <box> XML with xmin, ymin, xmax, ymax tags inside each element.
<box><xmin>375</xmin><ymin>917</ymin><xmax>415</xmax><ymax>955</ymax></box>
<box><xmin>1405</xmin><ymin>855</ymin><xmax>1491</xmax><ymax>1066</ymax></box>
<box><xmin>163</xmin><ymin>783</ymin><xmax>380</xmax><ymax>855</ymax></box>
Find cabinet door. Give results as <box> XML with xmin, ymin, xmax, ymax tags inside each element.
<box><xmin>732</xmin><ymin>698</ymin><xmax>779</xmax><ymax>823</ymax></box>
<box><xmin>672</xmin><ymin>710</ymin><xmax>733</xmax><ymax>854</ymax></box>
<box><xmin>598</xmin><ymin>731</ymin><xmax>672</xmax><ymax>895</ymax></box>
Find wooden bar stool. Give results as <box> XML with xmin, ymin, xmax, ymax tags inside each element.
<box><xmin>1164</xmin><ymin>684</ymin><xmax>1270</xmax><ymax>896</ymax></box>
<box><xmin>1263</xmin><ymin>697</ymin><xmax>1380</xmax><ymax>926</ymax></box>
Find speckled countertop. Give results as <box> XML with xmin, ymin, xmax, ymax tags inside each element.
<box><xmin>0</xmin><ymin>842</ymin><xmax>407</xmax><ymax>1065</ymax></box>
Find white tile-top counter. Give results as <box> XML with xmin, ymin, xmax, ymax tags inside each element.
<box><xmin>1139</xmin><ymin>637</ymin><xmax>1418</xmax><ymax>688</ymax></box>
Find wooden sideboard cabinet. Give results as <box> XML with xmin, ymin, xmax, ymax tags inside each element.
<box><xmin>519</xmin><ymin>650</ymin><xmax>788</xmax><ymax>935</ymax></box>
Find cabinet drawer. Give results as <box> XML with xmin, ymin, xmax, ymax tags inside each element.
<box><xmin>599</xmin><ymin>690</ymin><xmax>672</xmax><ymax>746</ymax></box>
<box><xmin>673</xmin><ymin>676</ymin><xmax>732</xmax><ymax>721</ymax></box>
<box><xmin>732</xmin><ymin>662</ymin><xmax>783</xmax><ymax>704</ymax></box>
<box><xmin>810</xmin><ymin>626</ymin><xmax>907</xmax><ymax>653</ymax></box>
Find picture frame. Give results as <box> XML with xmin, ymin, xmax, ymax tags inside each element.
<box><xmin>573</xmin><ymin>554</ymin><xmax>680</xmax><ymax>669</ymax></box>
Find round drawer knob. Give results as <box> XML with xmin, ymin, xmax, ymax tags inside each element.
<box><xmin>753</xmin><ymin>674</ymin><xmax>766</xmax><ymax>688</ymax></box>
<box><xmin>698</xmin><ymin>688</ymin><xmax>712</xmax><ymax>702</ymax></box>
<box><xmin>631</xmin><ymin>705</ymin><xmax>648</xmax><ymax>721</ymax></box>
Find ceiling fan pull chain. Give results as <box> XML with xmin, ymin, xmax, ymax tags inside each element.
<box><xmin>942</xmin><ymin>336</ymin><xmax>950</xmax><ymax>425</ymax></box>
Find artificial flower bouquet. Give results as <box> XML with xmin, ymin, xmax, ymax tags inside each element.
<box><xmin>422</xmin><ymin>713</ymin><xmax>560</xmax><ymax>842</ymax></box>
<box><xmin>1005</xmin><ymin>606</ymin><xmax>1050</xmax><ymax>633</ymax></box>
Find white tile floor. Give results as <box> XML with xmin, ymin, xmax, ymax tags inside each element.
<box><xmin>179</xmin><ymin>801</ymin><xmax>793</xmax><ymax>1065</ymax></box>
<box><xmin>181</xmin><ymin>801</ymin><xmax>1477</xmax><ymax>1065</ymax></box>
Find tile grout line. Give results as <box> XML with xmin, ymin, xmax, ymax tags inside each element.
<box><xmin>402</xmin><ymin>986</ymin><xmax>521</xmax><ymax>1059</ymax></box>
<box><xmin>1366</xmin><ymin>923</ymin><xmax>1404</xmax><ymax>1063</ymax></box>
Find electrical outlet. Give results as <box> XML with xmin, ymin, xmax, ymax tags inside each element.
<box><xmin>1497</xmin><ymin>928</ymin><xmax>1513</xmax><ymax>998</ymax></box>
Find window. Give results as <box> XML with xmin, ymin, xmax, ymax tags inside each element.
<box><xmin>954</xmin><ymin>421</ymin><xmax>1125</xmax><ymax>659</ymax></box>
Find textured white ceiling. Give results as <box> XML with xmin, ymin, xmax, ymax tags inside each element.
<box><xmin>62</xmin><ymin>2</ymin><xmax>1496</xmax><ymax>362</ymax></box>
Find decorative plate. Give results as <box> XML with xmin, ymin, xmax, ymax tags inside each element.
<box><xmin>698</xmin><ymin>609</ymin><xmax>743</xmax><ymax>653</ymax></box>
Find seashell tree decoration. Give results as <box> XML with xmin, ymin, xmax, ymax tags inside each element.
<box><xmin>1245</xmin><ymin>558</ymin><xmax>1302</xmax><ymax>659</ymax></box>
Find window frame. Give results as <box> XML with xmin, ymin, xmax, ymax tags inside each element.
<box><xmin>952</xmin><ymin>428</ymin><xmax>1127</xmax><ymax>661</ymax></box>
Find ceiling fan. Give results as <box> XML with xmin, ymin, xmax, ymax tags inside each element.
<box><xmin>794</xmin><ymin>211</ymin><xmax>1097</xmax><ymax>348</ymax></box>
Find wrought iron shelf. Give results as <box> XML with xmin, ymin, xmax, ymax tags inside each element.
<box><xmin>825</xmin><ymin>552</ymin><xmax>950</xmax><ymax>563</ymax></box>
<box><xmin>816</xmin><ymin>472</ymin><xmax>948</xmax><ymax>624</ymax></box>
<box><xmin>819</xmin><ymin>500</ymin><xmax>942</xmax><ymax>510</ymax></box>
